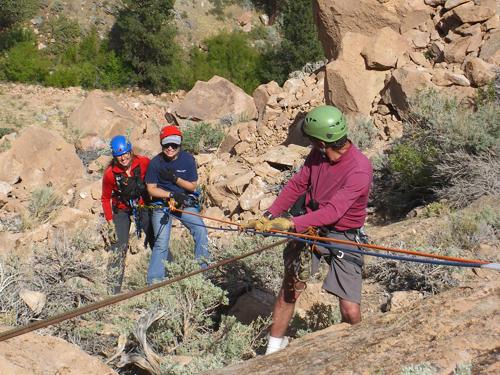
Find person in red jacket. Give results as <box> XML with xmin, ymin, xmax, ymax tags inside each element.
<box><xmin>101</xmin><ymin>135</ymin><xmax>153</xmax><ymax>294</ymax></box>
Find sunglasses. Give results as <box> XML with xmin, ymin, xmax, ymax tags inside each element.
<box><xmin>162</xmin><ymin>143</ymin><xmax>179</xmax><ymax>150</ymax></box>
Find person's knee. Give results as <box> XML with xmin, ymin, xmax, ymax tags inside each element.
<box><xmin>339</xmin><ymin>301</ymin><xmax>361</xmax><ymax>324</ymax></box>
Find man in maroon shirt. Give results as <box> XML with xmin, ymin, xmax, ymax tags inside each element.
<box><xmin>247</xmin><ymin>105</ymin><xmax>373</xmax><ymax>354</ymax></box>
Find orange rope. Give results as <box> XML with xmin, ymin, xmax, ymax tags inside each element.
<box><xmin>169</xmin><ymin>206</ymin><xmax>489</xmax><ymax>265</ymax></box>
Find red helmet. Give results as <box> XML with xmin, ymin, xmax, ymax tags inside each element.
<box><xmin>159</xmin><ymin>125</ymin><xmax>182</xmax><ymax>145</ymax></box>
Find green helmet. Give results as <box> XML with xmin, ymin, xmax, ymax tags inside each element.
<box><xmin>302</xmin><ymin>105</ymin><xmax>347</xmax><ymax>142</ymax></box>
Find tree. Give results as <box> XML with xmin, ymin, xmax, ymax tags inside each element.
<box><xmin>0</xmin><ymin>0</ymin><xmax>39</xmax><ymax>29</ymax></box>
<box><xmin>110</xmin><ymin>0</ymin><xmax>181</xmax><ymax>93</ymax></box>
<box><xmin>259</xmin><ymin>0</ymin><xmax>324</xmax><ymax>84</ymax></box>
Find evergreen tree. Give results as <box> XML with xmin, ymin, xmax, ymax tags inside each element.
<box><xmin>259</xmin><ymin>0</ymin><xmax>324</xmax><ymax>84</ymax></box>
<box><xmin>0</xmin><ymin>0</ymin><xmax>39</xmax><ymax>29</ymax></box>
<box><xmin>110</xmin><ymin>0</ymin><xmax>181</xmax><ymax>93</ymax></box>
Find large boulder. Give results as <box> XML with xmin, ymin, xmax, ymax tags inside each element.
<box><xmin>464</xmin><ymin>57</ymin><xmax>497</xmax><ymax>87</ymax></box>
<box><xmin>325</xmin><ymin>32</ymin><xmax>387</xmax><ymax>116</ymax></box>
<box><xmin>174</xmin><ymin>76</ymin><xmax>258</xmax><ymax>123</ymax></box>
<box><xmin>0</xmin><ymin>126</ymin><xmax>85</xmax><ymax>191</ymax></box>
<box><xmin>0</xmin><ymin>329</ymin><xmax>116</xmax><ymax>375</ymax></box>
<box><xmin>382</xmin><ymin>67</ymin><xmax>433</xmax><ymax>116</ymax></box>
<box><xmin>361</xmin><ymin>27</ymin><xmax>410</xmax><ymax>70</ymax></box>
<box><xmin>479</xmin><ymin>30</ymin><xmax>500</xmax><ymax>65</ymax></box>
<box><xmin>68</xmin><ymin>90</ymin><xmax>138</xmax><ymax>139</ymax></box>
<box><xmin>313</xmin><ymin>0</ymin><xmax>427</xmax><ymax>59</ymax></box>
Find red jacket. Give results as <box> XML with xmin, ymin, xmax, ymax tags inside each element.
<box><xmin>101</xmin><ymin>155</ymin><xmax>150</xmax><ymax>221</ymax></box>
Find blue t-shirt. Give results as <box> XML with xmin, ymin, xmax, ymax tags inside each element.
<box><xmin>145</xmin><ymin>151</ymin><xmax>198</xmax><ymax>194</ymax></box>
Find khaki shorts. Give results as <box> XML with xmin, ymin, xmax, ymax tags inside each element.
<box><xmin>283</xmin><ymin>231</ymin><xmax>364</xmax><ymax>304</ymax></box>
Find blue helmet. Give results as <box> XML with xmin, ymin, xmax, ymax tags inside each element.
<box><xmin>110</xmin><ymin>135</ymin><xmax>132</xmax><ymax>157</ymax></box>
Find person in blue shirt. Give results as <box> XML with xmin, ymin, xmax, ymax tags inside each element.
<box><xmin>145</xmin><ymin>125</ymin><xmax>210</xmax><ymax>284</ymax></box>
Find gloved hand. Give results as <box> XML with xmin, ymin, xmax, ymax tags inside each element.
<box><xmin>105</xmin><ymin>221</ymin><xmax>117</xmax><ymax>244</ymax></box>
<box><xmin>170</xmin><ymin>191</ymin><xmax>188</xmax><ymax>207</ymax></box>
<box><xmin>261</xmin><ymin>217</ymin><xmax>294</xmax><ymax>232</ymax></box>
<box><xmin>160</xmin><ymin>168</ymin><xmax>178</xmax><ymax>183</ymax></box>
<box><xmin>242</xmin><ymin>217</ymin><xmax>271</xmax><ymax>231</ymax></box>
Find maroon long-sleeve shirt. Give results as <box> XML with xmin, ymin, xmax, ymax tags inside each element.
<box><xmin>268</xmin><ymin>142</ymin><xmax>373</xmax><ymax>233</ymax></box>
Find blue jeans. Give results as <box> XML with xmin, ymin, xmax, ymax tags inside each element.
<box><xmin>147</xmin><ymin>207</ymin><xmax>210</xmax><ymax>284</ymax></box>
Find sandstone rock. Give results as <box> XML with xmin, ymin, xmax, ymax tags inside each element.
<box><xmin>455</xmin><ymin>22</ymin><xmax>482</xmax><ymax>36</ymax></box>
<box><xmin>283</xmin><ymin>78</ymin><xmax>303</xmax><ymax>95</ymax></box>
<box><xmin>313</xmin><ymin>0</ymin><xmax>405</xmax><ymax>59</ymax></box>
<box><xmin>429</xmin><ymin>40</ymin><xmax>446</xmax><ymax>61</ymax></box>
<box><xmin>409</xmin><ymin>51</ymin><xmax>432</xmax><ymax>67</ymax></box>
<box><xmin>385</xmin><ymin>290</ymin><xmax>424</xmax><ymax>311</ymax></box>
<box><xmin>432</xmin><ymin>69</ymin><xmax>470</xmax><ymax>86</ymax></box>
<box><xmin>238</xmin><ymin>177</ymin><xmax>267</xmax><ymax>212</ymax></box>
<box><xmin>19</xmin><ymin>289</ymin><xmax>46</xmax><ymax>315</ymax></box>
<box><xmin>0</xmin><ymin>330</ymin><xmax>117</xmax><ymax>375</ymax></box>
<box><xmin>253</xmin><ymin>163</ymin><xmax>281</xmax><ymax>183</ymax></box>
<box><xmin>403</xmin><ymin>29</ymin><xmax>430</xmax><ymax>48</ymax></box>
<box><xmin>454</xmin><ymin>5</ymin><xmax>496</xmax><ymax>23</ymax></box>
<box><xmin>479</xmin><ymin>31</ymin><xmax>500</xmax><ymax>64</ymax></box>
<box><xmin>466</xmin><ymin>31</ymin><xmax>484</xmax><ymax>54</ymax></box>
<box><xmin>195</xmin><ymin>153</ymin><xmax>213</xmax><ymax>167</ymax></box>
<box><xmin>0</xmin><ymin>126</ymin><xmax>84</xmax><ymax>191</ymax></box>
<box><xmin>237</xmin><ymin>121</ymin><xmax>257</xmax><ymax>143</ymax></box>
<box><xmin>259</xmin><ymin>145</ymin><xmax>307</xmax><ymax>168</ymax></box>
<box><xmin>0</xmin><ymin>180</ymin><xmax>12</xmax><ymax>195</ymax></box>
<box><xmin>68</xmin><ymin>90</ymin><xmax>137</xmax><ymax>139</ymax></box>
<box><xmin>52</xmin><ymin>207</ymin><xmax>95</xmax><ymax>230</ymax></box>
<box><xmin>325</xmin><ymin>32</ymin><xmax>386</xmax><ymax>116</ymax></box>
<box><xmin>218</xmin><ymin>126</ymin><xmax>240</xmax><ymax>154</ymax></box>
<box><xmin>88</xmin><ymin>155</ymin><xmax>112</xmax><ymax>174</ymax></box>
<box><xmin>234</xmin><ymin>141</ymin><xmax>250</xmax><ymax>155</ymax></box>
<box><xmin>226</xmin><ymin>171</ymin><xmax>255</xmax><ymax>195</ymax></box>
<box><xmin>444</xmin><ymin>36</ymin><xmax>471</xmax><ymax>63</ymax></box>
<box><xmin>444</xmin><ymin>0</ymin><xmax>471</xmax><ymax>11</ymax></box>
<box><xmin>77</xmin><ymin>135</ymin><xmax>107</xmax><ymax>151</ymax></box>
<box><xmin>483</xmin><ymin>14</ymin><xmax>499</xmax><ymax>31</ymax></box>
<box><xmin>425</xmin><ymin>0</ymin><xmax>446</xmax><ymax>5</ymax></box>
<box><xmin>259</xmin><ymin>195</ymin><xmax>275</xmax><ymax>211</ymax></box>
<box><xmin>229</xmin><ymin>289</ymin><xmax>275</xmax><ymax>324</ymax></box>
<box><xmin>382</xmin><ymin>67</ymin><xmax>433</xmax><ymax>115</ymax></box>
<box><xmin>362</xmin><ymin>27</ymin><xmax>410</xmax><ymax>70</ymax></box>
<box><xmin>174</xmin><ymin>76</ymin><xmax>257</xmax><ymax>122</ymax></box>
<box><xmin>253</xmin><ymin>81</ymin><xmax>282</xmax><ymax>120</ymax></box>
<box><xmin>400</xmin><ymin>9</ymin><xmax>432</xmax><ymax>33</ymax></box>
<box><xmin>464</xmin><ymin>57</ymin><xmax>496</xmax><ymax>86</ymax></box>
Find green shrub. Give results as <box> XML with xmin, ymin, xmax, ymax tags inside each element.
<box><xmin>291</xmin><ymin>302</ymin><xmax>341</xmax><ymax>337</ymax></box>
<box><xmin>350</xmin><ymin>117</ymin><xmax>377</xmax><ymax>151</ymax></box>
<box><xmin>27</xmin><ymin>186</ymin><xmax>63</xmax><ymax>224</ymax></box>
<box><xmin>0</xmin><ymin>27</ymin><xmax>35</xmax><ymax>52</ymax></box>
<box><xmin>401</xmin><ymin>363</ymin><xmax>437</xmax><ymax>375</ymax></box>
<box><xmin>258</xmin><ymin>0</ymin><xmax>324</xmax><ymax>85</ymax></box>
<box><xmin>187</xmin><ymin>31</ymin><xmax>263</xmax><ymax>94</ymax></box>
<box><xmin>0</xmin><ymin>0</ymin><xmax>39</xmax><ymax>28</ymax></box>
<box><xmin>0</xmin><ymin>127</ymin><xmax>14</xmax><ymax>138</ymax></box>
<box><xmin>373</xmin><ymin>89</ymin><xmax>500</xmax><ymax>217</ymax></box>
<box><xmin>182</xmin><ymin>122</ymin><xmax>225</xmax><ymax>154</ymax></box>
<box><xmin>110</xmin><ymin>0</ymin><xmax>182</xmax><ymax>93</ymax></box>
<box><xmin>0</xmin><ymin>41</ymin><xmax>50</xmax><ymax>83</ymax></box>
<box><xmin>43</xmin><ymin>16</ymin><xmax>81</xmax><ymax>55</ymax></box>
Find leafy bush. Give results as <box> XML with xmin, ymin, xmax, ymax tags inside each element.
<box><xmin>291</xmin><ymin>302</ymin><xmax>341</xmax><ymax>338</ymax></box>
<box><xmin>258</xmin><ymin>0</ymin><xmax>324</xmax><ymax>85</ymax></box>
<box><xmin>350</xmin><ymin>117</ymin><xmax>377</xmax><ymax>151</ymax></box>
<box><xmin>181</xmin><ymin>122</ymin><xmax>225</xmax><ymax>154</ymax></box>
<box><xmin>0</xmin><ymin>127</ymin><xmax>14</xmax><ymax>138</ymax></box>
<box><xmin>0</xmin><ymin>41</ymin><xmax>50</xmax><ymax>83</ymax></box>
<box><xmin>373</xmin><ymin>89</ymin><xmax>499</xmax><ymax>217</ymax></box>
<box><xmin>187</xmin><ymin>31</ymin><xmax>263</xmax><ymax>94</ymax></box>
<box><xmin>0</xmin><ymin>0</ymin><xmax>39</xmax><ymax>28</ymax></box>
<box><xmin>401</xmin><ymin>363</ymin><xmax>437</xmax><ymax>375</ymax></box>
<box><xmin>0</xmin><ymin>26</ymin><xmax>35</xmax><ymax>52</ymax></box>
<box><xmin>43</xmin><ymin>16</ymin><xmax>81</xmax><ymax>55</ymax></box>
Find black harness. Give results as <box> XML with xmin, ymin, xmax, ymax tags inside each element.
<box><xmin>113</xmin><ymin>165</ymin><xmax>147</xmax><ymax>205</ymax></box>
